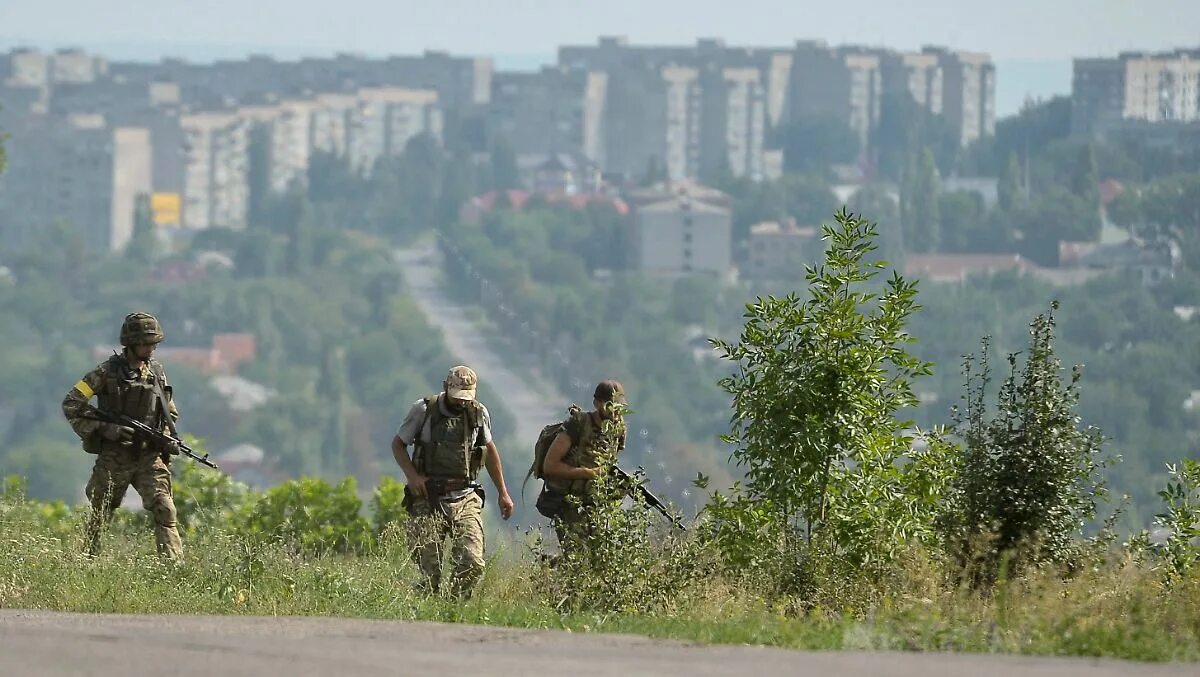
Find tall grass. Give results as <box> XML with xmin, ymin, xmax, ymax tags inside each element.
<box><xmin>1</xmin><ymin>488</ymin><xmax>1197</xmax><ymax>662</ymax></box>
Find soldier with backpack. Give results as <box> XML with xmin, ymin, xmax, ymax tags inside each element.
<box><xmin>390</xmin><ymin>365</ymin><xmax>515</xmax><ymax>596</ymax></box>
<box><xmin>530</xmin><ymin>380</ymin><xmax>628</xmax><ymax>558</ymax></box>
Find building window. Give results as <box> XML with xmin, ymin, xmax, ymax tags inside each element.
<box><xmin>683</xmin><ymin>232</ymin><xmax>693</xmax><ymax>244</ymax></box>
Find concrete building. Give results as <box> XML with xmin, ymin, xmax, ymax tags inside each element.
<box><xmin>1</xmin><ymin>48</ymin><xmax>51</xmax><ymax>87</ymax></box>
<box><xmin>558</xmin><ymin>36</ymin><xmax>793</xmax><ymax>128</ymax></box>
<box><xmin>266</xmin><ymin>99</ymin><xmax>315</xmax><ymax>193</ymax></box>
<box><xmin>50</xmin><ymin>48</ymin><xmax>107</xmax><ymax>84</ymax></box>
<box><xmin>700</xmin><ymin>67</ymin><xmax>767</xmax><ymax>181</ymax></box>
<box><xmin>926</xmin><ymin>48</ymin><xmax>995</xmax><ymax>146</ymax></box>
<box><xmin>180</xmin><ymin>111</ymin><xmax>250</xmax><ymax>230</ymax></box>
<box><xmin>488</xmin><ymin>67</ymin><xmax>607</xmax><ymax>162</ymax></box>
<box><xmin>628</xmin><ymin>181</ymin><xmax>733</xmax><ymax>275</ymax></box>
<box><xmin>745</xmin><ymin>219</ymin><xmax>819</xmax><ymax>279</ymax></box>
<box><xmin>1073</xmin><ymin>49</ymin><xmax>1200</xmax><ymax>136</ymax></box>
<box><xmin>0</xmin><ymin>114</ymin><xmax>151</xmax><ymax>251</ymax></box>
<box><xmin>787</xmin><ymin>42</ymin><xmax>882</xmax><ymax>150</ymax></box>
<box><xmin>880</xmin><ymin>51</ymin><xmax>944</xmax><ymax>114</ymax></box>
<box><xmin>600</xmin><ymin>63</ymin><xmax>704</xmax><ymax>181</ymax></box>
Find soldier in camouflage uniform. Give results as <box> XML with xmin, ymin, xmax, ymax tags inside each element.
<box><xmin>390</xmin><ymin>366</ymin><xmax>515</xmax><ymax>596</ymax></box>
<box><xmin>540</xmin><ymin>380</ymin><xmax>628</xmax><ymax>558</ymax></box>
<box><xmin>62</xmin><ymin>312</ymin><xmax>183</xmax><ymax>560</ymax></box>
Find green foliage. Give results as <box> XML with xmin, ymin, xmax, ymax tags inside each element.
<box><xmin>772</xmin><ymin>116</ymin><xmax>860</xmax><ymax>174</ymax></box>
<box><xmin>235</xmin><ymin>476</ymin><xmax>372</xmax><ymax>556</ymax></box>
<box><xmin>547</xmin><ymin>471</ymin><xmax>711</xmax><ymax>614</ymax></box>
<box><xmin>942</xmin><ymin>305</ymin><xmax>1113</xmax><ymax>582</ymax></box>
<box><xmin>712</xmin><ymin>209</ymin><xmax>934</xmax><ymax>565</ymax></box>
<box><xmin>901</xmin><ymin>148</ymin><xmax>941</xmax><ymax>253</ymax></box>
<box><xmin>1132</xmin><ymin>459</ymin><xmax>1200</xmax><ymax>577</ymax></box>
<box><xmin>171</xmin><ymin>452</ymin><xmax>253</xmax><ymax>536</ymax></box>
<box><xmin>874</xmin><ymin>93</ymin><xmax>960</xmax><ymax>179</ymax></box>
<box><xmin>369</xmin><ymin>475</ymin><xmax>408</xmax><ymax>539</ymax></box>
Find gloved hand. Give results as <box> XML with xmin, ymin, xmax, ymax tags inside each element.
<box><xmin>162</xmin><ymin>439</ymin><xmax>181</xmax><ymax>456</ymax></box>
<box><xmin>100</xmin><ymin>423</ymin><xmax>136</xmax><ymax>447</ymax></box>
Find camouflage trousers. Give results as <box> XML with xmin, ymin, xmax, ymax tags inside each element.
<box><xmin>405</xmin><ymin>490</ymin><xmax>484</xmax><ymax>597</ymax></box>
<box><xmin>84</xmin><ymin>449</ymin><xmax>182</xmax><ymax>560</ymax></box>
<box><xmin>554</xmin><ymin>503</ymin><xmax>599</xmax><ymax>563</ymax></box>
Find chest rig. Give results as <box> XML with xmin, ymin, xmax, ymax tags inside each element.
<box><xmin>415</xmin><ymin>394</ymin><xmax>484</xmax><ymax>481</ymax></box>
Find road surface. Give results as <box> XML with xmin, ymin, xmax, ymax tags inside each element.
<box><xmin>0</xmin><ymin>610</ymin><xmax>1190</xmax><ymax>677</ymax></box>
<box><xmin>395</xmin><ymin>244</ymin><xmax>565</xmax><ymax>450</ymax></box>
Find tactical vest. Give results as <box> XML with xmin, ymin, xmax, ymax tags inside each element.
<box><xmin>546</xmin><ymin>411</ymin><xmax>625</xmax><ymax>496</ymax></box>
<box><xmin>414</xmin><ymin>394</ymin><xmax>485</xmax><ymax>481</ymax></box>
<box><xmin>94</xmin><ymin>354</ymin><xmax>167</xmax><ymax>453</ymax></box>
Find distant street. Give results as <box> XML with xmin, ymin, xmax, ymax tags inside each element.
<box><xmin>3</xmin><ymin>610</ymin><xmax>1193</xmax><ymax>677</ymax></box>
<box><xmin>394</xmin><ymin>243</ymin><xmax>565</xmax><ymax>449</ymax></box>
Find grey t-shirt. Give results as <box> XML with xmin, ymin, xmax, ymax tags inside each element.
<box><xmin>396</xmin><ymin>395</ymin><xmax>493</xmax><ymax>447</ymax></box>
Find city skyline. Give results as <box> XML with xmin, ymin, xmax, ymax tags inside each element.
<box><xmin>3</xmin><ymin>1</ymin><xmax>1197</xmax><ymax>118</ymax></box>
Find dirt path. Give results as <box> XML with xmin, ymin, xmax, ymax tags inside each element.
<box><xmin>1</xmin><ymin>610</ymin><xmax>1189</xmax><ymax>677</ymax></box>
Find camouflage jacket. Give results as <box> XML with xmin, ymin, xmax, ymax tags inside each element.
<box><xmin>62</xmin><ymin>351</ymin><xmax>179</xmax><ymax>454</ymax></box>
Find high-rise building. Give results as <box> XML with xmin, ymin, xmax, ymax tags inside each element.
<box><xmin>0</xmin><ymin>114</ymin><xmax>151</xmax><ymax>251</ymax></box>
<box><xmin>701</xmin><ymin>67</ymin><xmax>766</xmax><ymax>180</ymax></box>
<box><xmin>879</xmin><ymin>51</ymin><xmax>944</xmax><ymax>114</ymax></box>
<box><xmin>180</xmin><ymin>112</ymin><xmax>250</xmax><ymax>230</ymax></box>
<box><xmin>924</xmin><ymin>47</ymin><xmax>995</xmax><ymax>146</ymax></box>
<box><xmin>787</xmin><ymin>42</ymin><xmax>882</xmax><ymax>150</ymax></box>
<box><xmin>488</xmin><ymin>67</ymin><xmax>607</xmax><ymax>163</ymax></box>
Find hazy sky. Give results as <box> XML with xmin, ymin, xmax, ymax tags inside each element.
<box><xmin>2</xmin><ymin>0</ymin><xmax>1195</xmax><ymax>61</ymax></box>
<box><xmin>3</xmin><ymin>1</ymin><xmax>1197</xmax><ymax>116</ymax></box>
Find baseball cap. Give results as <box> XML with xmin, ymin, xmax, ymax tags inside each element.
<box><xmin>593</xmin><ymin>380</ymin><xmax>626</xmax><ymax>404</ymax></box>
<box><xmin>445</xmin><ymin>365</ymin><xmax>478</xmax><ymax>401</ymax></box>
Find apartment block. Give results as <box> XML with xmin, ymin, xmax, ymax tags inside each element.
<box><xmin>351</xmin><ymin>86</ymin><xmax>442</xmax><ymax>172</ymax></box>
<box><xmin>628</xmin><ymin>181</ymin><xmax>733</xmax><ymax>275</ymax></box>
<box><xmin>745</xmin><ymin>219</ymin><xmax>819</xmax><ymax>279</ymax></box>
<box><xmin>1</xmin><ymin>48</ymin><xmax>50</xmax><ymax>87</ymax></box>
<box><xmin>880</xmin><ymin>51</ymin><xmax>944</xmax><ymax>114</ymax></box>
<box><xmin>559</xmin><ymin>36</ymin><xmax>793</xmax><ymax>128</ymax></box>
<box><xmin>1076</xmin><ymin>49</ymin><xmax>1200</xmax><ymax>133</ymax></box>
<box><xmin>488</xmin><ymin>67</ymin><xmax>607</xmax><ymax>163</ymax></box>
<box><xmin>50</xmin><ymin>48</ymin><xmax>108</xmax><ymax>84</ymax></box>
<box><xmin>0</xmin><ymin>114</ymin><xmax>150</xmax><ymax>251</ymax></box>
<box><xmin>700</xmin><ymin>67</ymin><xmax>767</xmax><ymax>181</ymax></box>
<box><xmin>180</xmin><ymin>112</ymin><xmax>250</xmax><ymax>230</ymax></box>
<box><xmin>924</xmin><ymin>47</ymin><xmax>995</xmax><ymax>146</ymax></box>
<box><xmin>787</xmin><ymin>42</ymin><xmax>882</xmax><ymax>150</ymax></box>
<box><xmin>599</xmin><ymin>62</ymin><xmax>703</xmax><ymax>181</ymax></box>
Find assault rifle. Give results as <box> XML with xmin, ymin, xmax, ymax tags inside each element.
<box><xmin>83</xmin><ymin>405</ymin><xmax>219</xmax><ymax>470</ymax></box>
<box><xmin>612</xmin><ymin>466</ymin><xmax>686</xmax><ymax>531</ymax></box>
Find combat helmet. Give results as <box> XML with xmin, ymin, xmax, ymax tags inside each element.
<box><xmin>119</xmin><ymin>312</ymin><xmax>165</xmax><ymax>346</ymax></box>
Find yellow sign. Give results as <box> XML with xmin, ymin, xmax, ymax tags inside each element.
<box><xmin>151</xmin><ymin>192</ymin><xmax>181</xmax><ymax>226</ymax></box>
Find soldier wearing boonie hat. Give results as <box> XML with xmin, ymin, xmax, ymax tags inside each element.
<box><xmin>390</xmin><ymin>365</ymin><xmax>514</xmax><ymax>596</ymax></box>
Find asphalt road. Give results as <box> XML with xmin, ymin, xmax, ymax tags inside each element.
<box><xmin>0</xmin><ymin>610</ymin><xmax>1191</xmax><ymax>677</ymax></box>
<box><xmin>394</xmin><ymin>244</ymin><xmax>566</xmax><ymax>450</ymax></box>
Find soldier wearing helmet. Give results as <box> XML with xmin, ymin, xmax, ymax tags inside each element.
<box><xmin>62</xmin><ymin>312</ymin><xmax>184</xmax><ymax>560</ymax></box>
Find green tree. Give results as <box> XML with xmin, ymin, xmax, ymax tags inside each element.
<box><xmin>773</xmin><ymin>116</ymin><xmax>860</xmax><ymax>174</ymax></box>
<box><xmin>1071</xmin><ymin>142</ymin><xmax>1100</xmax><ymax>202</ymax></box>
<box><xmin>943</xmin><ymin>304</ymin><xmax>1112</xmax><ymax>584</ymax></box>
<box><xmin>902</xmin><ymin>148</ymin><xmax>941</xmax><ymax>253</ymax></box>
<box><xmin>124</xmin><ymin>193</ymin><xmax>159</xmax><ymax>263</ymax></box>
<box><xmin>938</xmin><ymin>190</ymin><xmax>984</xmax><ymax>253</ymax></box>
<box><xmin>998</xmin><ymin>152</ymin><xmax>1023</xmax><ymax>212</ymax></box>
<box><xmin>711</xmin><ymin>209</ymin><xmax>935</xmax><ymax>561</ymax></box>
<box><xmin>874</xmin><ymin>92</ymin><xmax>960</xmax><ymax>179</ymax></box>
<box><xmin>489</xmin><ymin>137</ymin><xmax>520</xmax><ymax>191</ymax></box>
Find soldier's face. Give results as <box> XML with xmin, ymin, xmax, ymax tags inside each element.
<box><xmin>132</xmin><ymin>343</ymin><xmax>157</xmax><ymax>360</ymax></box>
